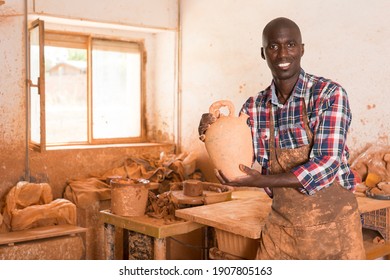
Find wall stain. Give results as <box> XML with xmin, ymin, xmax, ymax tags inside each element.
<box><xmin>239</xmin><ymin>83</ymin><xmax>246</xmax><ymax>93</ymax></box>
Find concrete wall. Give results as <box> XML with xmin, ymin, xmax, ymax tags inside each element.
<box><xmin>179</xmin><ymin>0</ymin><xmax>390</xmax><ymax>181</ymax></box>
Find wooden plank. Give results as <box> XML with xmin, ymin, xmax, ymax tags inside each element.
<box><xmin>356</xmin><ymin>196</ymin><xmax>390</xmax><ymax>213</ymax></box>
<box><xmin>0</xmin><ymin>225</ymin><xmax>87</xmax><ymax>246</ymax></box>
<box><xmin>99</xmin><ymin>210</ymin><xmax>204</xmax><ymax>238</ymax></box>
<box><xmin>175</xmin><ymin>194</ymin><xmax>272</xmax><ymax>239</ymax></box>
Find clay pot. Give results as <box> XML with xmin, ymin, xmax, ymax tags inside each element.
<box><xmin>110</xmin><ymin>178</ymin><xmax>149</xmax><ymax>216</ymax></box>
<box><xmin>204</xmin><ymin>100</ymin><xmax>253</xmax><ymax>181</ymax></box>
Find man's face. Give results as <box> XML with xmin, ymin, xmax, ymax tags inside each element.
<box><xmin>261</xmin><ymin>25</ymin><xmax>304</xmax><ymax>82</ymax></box>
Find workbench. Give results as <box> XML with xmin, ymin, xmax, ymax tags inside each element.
<box><xmin>99</xmin><ymin>210</ymin><xmax>204</xmax><ymax>260</ymax></box>
<box><xmin>0</xmin><ymin>225</ymin><xmax>87</xmax><ymax>260</ymax></box>
<box><xmin>175</xmin><ymin>191</ymin><xmax>390</xmax><ymax>260</ymax></box>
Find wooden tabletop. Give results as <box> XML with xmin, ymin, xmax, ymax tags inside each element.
<box><xmin>356</xmin><ymin>196</ymin><xmax>390</xmax><ymax>213</ymax></box>
<box><xmin>99</xmin><ymin>210</ymin><xmax>204</xmax><ymax>239</ymax></box>
<box><xmin>175</xmin><ymin>192</ymin><xmax>272</xmax><ymax>239</ymax></box>
<box><xmin>175</xmin><ymin>191</ymin><xmax>390</xmax><ymax>240</ymax></box>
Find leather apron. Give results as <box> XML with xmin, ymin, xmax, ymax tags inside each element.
<box><xmin>256</xmin><ymin>101</ymin><xmax>366</xmax><ymax>260</ymax></box>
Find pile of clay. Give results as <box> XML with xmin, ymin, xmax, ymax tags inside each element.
<box><xmin>170</xmin><ymin>180</ymin><xmax>234</xmax><ymax>206</ymax></box>
<box><xmin>369</xmin><ymin>182</ymin><xmax>390</xmax><ymax>196</ymax></box>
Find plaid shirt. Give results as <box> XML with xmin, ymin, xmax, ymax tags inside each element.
<box><xmin>240</xmin><ymin>69</ymin><xmax>355</xmax><ymax>195</ymax></box>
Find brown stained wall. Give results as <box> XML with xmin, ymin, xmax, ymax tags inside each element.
<box><xmin>0</xmin><ymin>147</ymin><xmax>26</xmax><ymax>210</ymax></box>
<box><xmin>0</xmin><ymin>4</ymin><xmax>27</xmax><ymax>208</ymax></box>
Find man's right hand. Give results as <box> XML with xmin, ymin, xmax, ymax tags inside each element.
<box><xmin>198</xmin><ymin>113</ymin><xmax>217</xmax><ymax>142</ymax></box>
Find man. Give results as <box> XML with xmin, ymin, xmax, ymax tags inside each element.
<box><xmin>199</xmin><ymin>17</ymin><xmax>365</xmax><ymax>259</ymax></box>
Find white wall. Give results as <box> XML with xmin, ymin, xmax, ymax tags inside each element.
<box><xmin>31</xmin><ymin>0</ymin><xmax>177</xmax><ymax>30</ymax></box>
<box><xmin>150</xmin><ymin>31</ymin><xmax>178</xmax><ymax>142</ymax></box>
<box><xmin>180</xmin><ymin>0</ymin><xmax>390</xmax><ymax>180</ymax></box>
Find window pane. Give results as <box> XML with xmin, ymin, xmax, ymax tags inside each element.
<box><xmin>92</xmin><ymin>41</ymin><xmax>141</xmax><ymax>139</ymax></box>
<box><xmin>45</xmin><ymin>46</ymin><xmax>88</xmax><ymax>143</ymax></box>
<box><xmin>30</xmin><ymin>87</ymin><xmax>40</xmax><ymax>143</ymax></box>
<box><xmin>29</xmin><ymin>24</ymin><xmax>40</xmax><ymax>144</ymax></box>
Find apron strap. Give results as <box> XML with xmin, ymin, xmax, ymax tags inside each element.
<box><xmin>268</xmin><ymin>98</ymin><xmax>313</xmax><ymax>173</ymax></box>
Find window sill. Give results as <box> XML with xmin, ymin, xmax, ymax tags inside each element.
<box><xmin>45</xmin><ymin>142</ymin><xmax>175</xmax><ymax>151</ymax></box>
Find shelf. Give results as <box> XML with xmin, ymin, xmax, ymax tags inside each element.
<box><xmin>363</xmin><ymin>228</ymin><xmax>390</xmax><ymax>260</ymax></box>
<box><xmin>0</xmin><ymin>225</ymin><xmax>87</xmax><ymax>246</ymax></box>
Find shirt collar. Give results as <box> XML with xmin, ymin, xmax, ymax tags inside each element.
<box><xmin>267</xmin><ymin>68</ymin><xmax>306</xmax><ymax>107</ymax></box>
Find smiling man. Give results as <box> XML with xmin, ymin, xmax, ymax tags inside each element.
<box><xmin>199</xmin><ymin>17</ymin><xmax>365</xmax><ymax>259</ymax></box>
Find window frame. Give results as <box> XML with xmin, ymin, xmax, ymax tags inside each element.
<box><xmin>28</xmin><ymin>19</ymin><xmax>46</xmax><ymax>152</ymax></box>
<box><xmin>28</xmin><ymin>19</ymin><xmax>147</xmax><ymax>152</ymax></box>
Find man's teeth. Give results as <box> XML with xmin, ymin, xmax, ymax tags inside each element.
<box><xmin>279</xmin><ymin>63</ymin><xmax>290</xmax><ymax>67</ymax></box>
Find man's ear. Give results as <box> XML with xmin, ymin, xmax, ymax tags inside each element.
<box><xmin>301</xmin><ymin>44</ymin><xmax>305</xmax><ymax>57</ymax></box>
<box><xmin>261</xmin><ymin>47</ymin><xmax>265</xmax><ymax>60</ymax></box>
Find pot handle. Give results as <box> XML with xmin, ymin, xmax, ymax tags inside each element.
<box><xmin>209</xmin><ymin>100</ymin><xmax>235</xmax><ymax>118</ymax></box>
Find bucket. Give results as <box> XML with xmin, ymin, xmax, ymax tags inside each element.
<box><xmin>110</xmin><ymin>178</ymin><xmax>149</xmax><ymax>216</ymax></box>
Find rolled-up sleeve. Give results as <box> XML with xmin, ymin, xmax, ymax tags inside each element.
<box><xmin>291</xmin><ymin>86</ymin><xmax>352</xmax><ymax>195</ymax></box>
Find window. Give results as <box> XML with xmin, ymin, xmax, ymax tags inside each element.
<box><xmin>28</xmin><ymin>19</ymin><xmax>146</xmax><ymax>151</ymax></box>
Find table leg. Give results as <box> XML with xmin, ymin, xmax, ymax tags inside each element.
<box><xmin>153</xmin><ymin>238</ymin><xmax>166</xmax><ymax>260</ymax></box>
<box><xmin>104</xmin><ymin>223</ymin><xmax>115</xmax><ymax>260</ymax></box>
<box><xmin>203</xmin><ymin>227</ymin><xmax>209</xmax><ymax>260</ymax></box>
<box><xmin>386</xmin><ymin>208</ymin><xmax>390</xmax><ymax>259</ymax></box>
